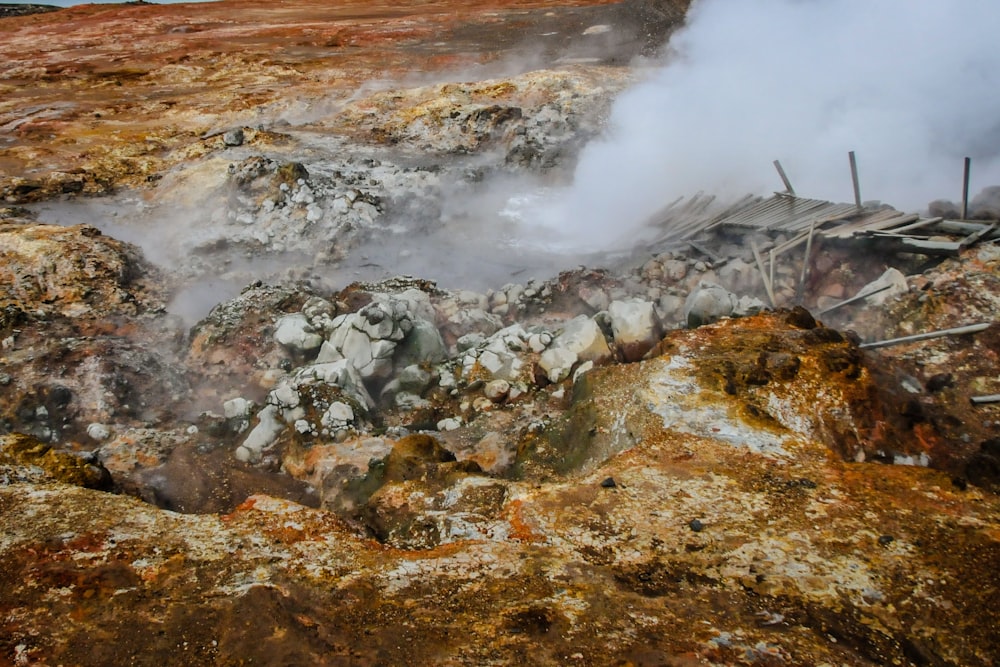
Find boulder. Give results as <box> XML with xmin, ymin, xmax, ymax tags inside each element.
<box><xmin>683</xmin><ymin>282</ymin><xmax>738</xmax><ymax>328</ymax></box>
<box><xmin>317</xmin><ymin>301</ymin><xmax>412</xmax><ymax>381</ymax></box>
<box><xmin>538</xmin><ymin>315</ymin><xmax>612</xmax><ymax>383</ymax></box>
<box><xmin>607</xmin><ymin>298</ymin><xmax>663</xmax><ymax>362</ymax></box>
<box><xmin>859</xmin><ymin>267</ymin><xmax>909</xmax><ymax>306</ymax></box>
<box><xmin>393</xmin><ymin>318</ymin><xmax>447</xmax><ymax>368</ymax></box>
<box><xmin>236</xmin><ymin>404</ymin><xmax>284</xmax><ymax>463</ymax></box>
<box><xmin>274</xmin><ymin>313</ymin><xmax>324</xmax><ymax>353</ymax></box>
<box><xmin>222</xmin><ymin>128</ymin><xmax>245</xmax><ymax>147</ymax></box>
<box><xmin>457</xmin><ymin>324</ymin><xmax>540</xmax><ymax>385</ymax></box>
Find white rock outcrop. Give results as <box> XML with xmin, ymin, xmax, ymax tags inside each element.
<box><xmin>607</xmin><ymin>298</ymin><xmax>663</xmax><ymax>362</ymax></box>
<box><xmin>538</xmin><ymin>315</ymin><xmax>612</xmax><ymax>383</ymax></box>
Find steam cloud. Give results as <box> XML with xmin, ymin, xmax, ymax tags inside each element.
<box><xmin>531</xmin><ymin>0</ymin><xmax>1000</xmax><ymax>250</ymax></box>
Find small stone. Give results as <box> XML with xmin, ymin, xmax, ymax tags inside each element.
<box><xmin>437</xmin><ymin>417</ymin><xmax>462</xmax><ymax>432</ymax></box>
<box><xmin>926</xmin><ymin>373</ymin><xmax>954</xmax><ymax>393</ymax></box>
<box><xmin>689</xmin><ymin>519</ymin><xmax>705</xmax><ymax>532</ymax></box>
<box><xmin>223</xmin><ymin>128</ymin><xmax>244</xmax><ymax>147</ymax></box>
<box><xmin>600</xmin><ymin>477</ymin><xmax>617</xmax><ymax>488</ymax></box>
<box><xmin>877</xmin><ymin>534</ymin><xmax>894</xmax><ymax>546</ymax></box>
<box><xmin>785</xmin><ymin>306</ymin><xmax>817</xmax><ymax>330</ymax></box>
<box><xmin>484</xmin><ymin>379</ymin><xmax>511</xmax><ymax>402</ymax></box>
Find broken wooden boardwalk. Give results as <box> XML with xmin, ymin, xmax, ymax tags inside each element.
<box><xmin>649</xmin><ymin>191</ymin><xmax>999</xmax><ymax>258</ymax></box>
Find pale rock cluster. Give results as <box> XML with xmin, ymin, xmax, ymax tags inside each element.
<box><xmin>234</xmin><ymin>279</ymin><xmax>684</xmax><ymax>465</ymax></box>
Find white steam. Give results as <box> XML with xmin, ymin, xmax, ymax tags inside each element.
<box><xmin>527</xmin><ymin>0</ymin><xmax>1000</xmax><ymax>249</ymax></box>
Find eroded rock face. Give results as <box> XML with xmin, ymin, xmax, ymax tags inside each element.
<box><xmin>327</xmin><ymin>67</ymin><xmax>635</xmax><ymax>169</ymax></box>
<box><xmin>2</xmin><ymin>340</ymin><xmax>998</xmax><ymax>664</ymax></box>
<box><xmin>0</xmin><ymin>220</ymin><xmax>165</xmax><ymax>321</ymax></box>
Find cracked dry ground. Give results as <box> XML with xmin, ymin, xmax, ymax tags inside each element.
<box><xmin>2</xmin><ymin>1</ymin><xmax>1000</xmax><ymax>666</ymax></box>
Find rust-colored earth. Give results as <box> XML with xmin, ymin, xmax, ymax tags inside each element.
<box><xmin>0</xmin><ymin>0</ymin><xmax>688</xmax><ymax>201</ymax></box>
<box><xmin>2</xmin><ymin>2</ymin><xmax>999</xmax><ymax>666</ymax></box>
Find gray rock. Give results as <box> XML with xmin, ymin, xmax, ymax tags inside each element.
<box><xmin>717</xmin><ymin>258</ymin><xmax>757</xmax><ymax>293</ymax></box>
<box><xmin>321</xmin><ymin>401</ymin><xmax>355</xmax><ymax>431</ymax></box>
<box><xmin>657</xmin><ymin>294</ymin><xmax>686</xmax><ymax>324</ymax></box>
<box><xmin>445</xmin><ymin>307</ymin><xmax>503</xmax><ymax>340</ymax></box>
<box><xmin>274</xmin><ymin>313</ymin><xmax>324</xmax><ymax>352</ymax></box>
<box><xmin>437</xmin><ymin>417</ymin><xmax>462</xmax><ymax>432</ymax></box>
<box><xmin>859</xmin><ymin>267</ymin><xmax>909</xmax><ymax>306</ymax></box>
<box><xmin>222</xmin><ymin>397</ymin><xmax>253</xmax><ymax>420</ymax></box>
<box><xmin>661</xmin><ymin>259</ymin><xmax>688</xmax><ymax>282</ymax></box>
<box><xmin>683</xmin><ymin>282</ymin><xmax>738</xmax><ymax>328</ymax></box>
<box><xmin>538</xmin><ymin>315</ymin><xmax>612</xmax><ymax>383</ymax></box>
<box><xmin>397</xmin><ymin>365</ymin><xmax>433</xmax><ymax>393</ymax></box>
<box><xmin>456</xmin><ymin>332</ymin><xmax>486</xmax><ymax>352</ymax></box>
<box><xmin>293</xmin><ymin>360</ymin><xmax>374</xmax><ymax>410</ymax></box>
<box><xmin>578</xmin><ymin>286</ymin><xmax>610</xmax><ymax>312</ymax></box>
<box><xmin>607</xmin><ymin>298</ymin><xmax>663</xmax><ymax>362</ymax></box>
<box><xmin>86</xmin><ymin>423</ymin><xmax>111</xmax><ymax>441</ymax></box>
<box><xmin>458</xmin><ymin>324</ymin><xmax>536</xmax><ymax>384</ymax></box>
<box><xmin>318</xmin><ymin>302</ymin><xmax>412</xmax><ymax>381</ymax></box>
<box><xmin>395</xmin><ymin>318</ymin><xmax>447</xmax><ymax>367</ymax></box>
<box><xmin>484</xmin><ymin>379</ymin><xmax>511</xmax><ymax>402</ymax></box>
<box><xmin>734</xmin><ymin>295</ymin><xmax>767</xmax><ymax>317</ymax></box>
<box><xmin>237</xmin><ymin>404</ymin><xmax>284</xmax><ymax>463</ymax></box>
<box><xmin>223</xmin><ymin>128</ymin><xmax>244</xmax><ymax>147</ymax></box>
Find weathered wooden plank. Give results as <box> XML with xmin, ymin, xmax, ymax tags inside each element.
<box><xmin>961</xmin><ymin>157</ymin><xmax>971</xmax><ymax>220</ymax></box>
<box><xmin>849</xmin><ymin>151</ymin><xmax>861</xmax><ymax>209</ymax></box>
<box><xmin>751</xmin><ymin>239</ymin><xmax>776</xmax><ymax>308</ymax></box>
<box><xmin>960</xmin><ymin>222</ymin><xmax>998</xmax><ymax>248</ymax></box>
<box><xmin>773</xmin><ymin>159</ymin><xmax>795</xmax><ymax>196</ymax></box>
<box><xmin>796</xmin><ymin>222</ymin><xmax>816</xmax><ymax>304</ymax></box>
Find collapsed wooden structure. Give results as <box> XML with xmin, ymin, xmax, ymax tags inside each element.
<box><xmin>642</xmin><ymin>154</ymin><xmax>998</xmax><ymax>384</ymax></box>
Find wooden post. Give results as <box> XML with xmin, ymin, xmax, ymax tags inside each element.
<box><xmin>849</xmin><ymin>151</ymin><xmax>861</xmax><ymax>208</ymax></box>
<box><xmin>773</xmin><ymin>160</ymin><xmax>795</xmax><ymax>196</ymax></box>
<box><xmin>751</xmin><ymin>240</ymin><xmax>776</xmax><ymax>308</ymax></box>
<box><xmin>796</xmin><ymin>220</ymin><xmax>816</xmax><ymax>304</ymax></box>
<box><xmin>769</xmin><ymin>248</ymin><xmax>776</xmax><ymax>306</ymax></box>
<box><xmin>961</xmin><ymin>157</ymin><xmax>971</xmax><ymax>220</ymax></box>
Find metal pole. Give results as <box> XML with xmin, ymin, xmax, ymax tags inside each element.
<box><xmin>816</xmin><ymin>284</ymin><xmax>892</xmax><ymax>316</ymax></box>
<box><xmin>860</xmin><ymin>322</ymin><xmax>991</xmax><ymax>349</ymax></box>
<box><xmin>773</xmin><ymin>160</ymin><xmax>795</xmax><ymax>197</ymax></box>
<box><xmin>849</xmin><ymin>151</ymin><xmax>861</xmax><ymax>209</ymax></box>
<box><xmin>961</xmin><ymin>157</ymin><xmax>971</xmax><ymax>220</ymax></box>
<box><xmin>971</xmin><ymin>395</ymin><xmax>1000</xmax><ymax>405</ymax></box>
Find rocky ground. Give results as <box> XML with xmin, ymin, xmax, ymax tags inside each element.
<box><xmin>2</xmin><ymin>1</ymin><xmax>999</xmax><ymax>665</ymax></box>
